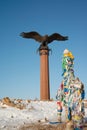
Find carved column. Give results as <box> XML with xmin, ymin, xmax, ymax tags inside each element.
<box><xmin>39</xmin><ymin>46</ymin><xmax>50</xmax><ymax>100</ymax></box>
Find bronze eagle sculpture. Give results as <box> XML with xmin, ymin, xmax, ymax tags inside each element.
<box><xmin>20</xmin><ymin>31</ymin><xmax>68</xmax><ymax>49</ymax></box>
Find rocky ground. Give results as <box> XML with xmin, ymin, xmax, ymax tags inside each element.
<box><xmin>19</xmin><ymin>122</ymin><xmax>66</xmax><ymax>130</ymax></box>
<box><xmin>19</xmin><ymin>122</ymin><xmax>87</xmax><ymax>130</ymax></box>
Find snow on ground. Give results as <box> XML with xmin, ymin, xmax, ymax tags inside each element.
<box><xmin>0</xmin><ymin>98</ymin><xmax>58</xmax><ymax>130</ymax></box>
<box><xmin>0</xmin><ymin>98</ymin><xmax>87</xmax><ymax>130</ymax></box>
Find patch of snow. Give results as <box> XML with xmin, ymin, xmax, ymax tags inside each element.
<box><xmin>0</xmin><ymin>99</ymin><xmax>58</xmax><ymax>129</ymax></box>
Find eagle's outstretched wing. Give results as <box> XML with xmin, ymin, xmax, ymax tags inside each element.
<box><xmin>20</xmin><ymin>31</ymin><xmax>43</xmax><ymax>43</ymax></box>
<box><xmin>48</xmin><ymin>33</ymin><xmax>68</xmax><ymax>44</ymax></box>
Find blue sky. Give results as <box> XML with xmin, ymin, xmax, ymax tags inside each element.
<box><xmin>0</xmin><ymin>0</ymin><xmax>87</xmax><ymax>99</ymax></box>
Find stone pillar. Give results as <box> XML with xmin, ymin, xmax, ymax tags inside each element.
<box><xmin>39</xmin><ymin>47</ymin><xmax>50</xmax><ymax>100</ymax></box>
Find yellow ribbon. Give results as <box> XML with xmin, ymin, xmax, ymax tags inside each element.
<box><xmin>64</xmin><ymin>52</ymin><xmax>74</xmax><ymax>59</ymax></box>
